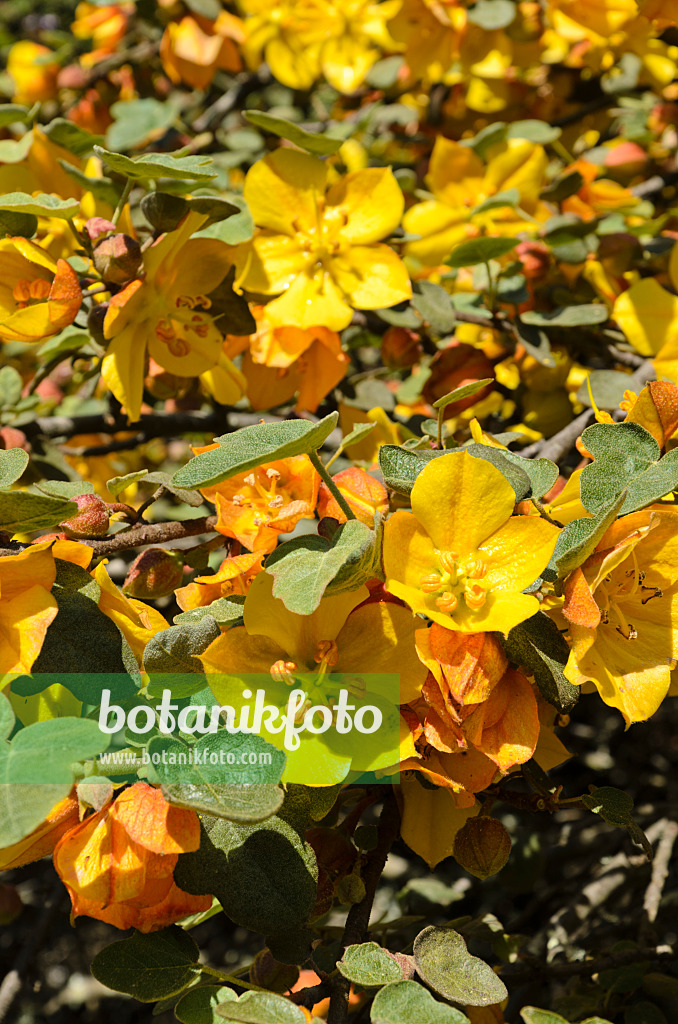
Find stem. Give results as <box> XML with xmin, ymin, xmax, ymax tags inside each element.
<box><xmin>310</xmin><ymin>451</ymin><xmax>357</xmax><ymax>521</ymax></box>
<box><xmin>436</xmin><ymin>405</ymin><xmax>445</xmax><ymax>449</ymax></box>
<box><xmin>112</xmin><ymin>178</ymin><xmax>133</xmax><ymax>227</ymax></box>
<box><xmin>200</xmin><ymin>965</ymin><xmax>266</xmax><ymax>992</ymax></box>
<box><xmin>529</xmin><ymin>498</ymin><xmax>562</xmax><ymax>527</ymax></box>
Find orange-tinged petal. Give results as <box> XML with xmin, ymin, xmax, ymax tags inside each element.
<box><xmin>0</xmin><ymin>791</ymin><xmax>79</xmax><ymax>871</ymax></box>
<box><xmin>421</xmin><ymin>626</ymin><xmax>508</xmax><ymax>705</ymax></box>
<box><xmin>562</xmin><ymin>567</ymin><xmax>601</xmax><ymax>628</ymax></box>
<box><xmin>244</xmin><ymin>148</ymin><xmax>328</xmax><ymax>237</ymax></box>
<box><xmin>327</xmin><ymin>167</ymin><xmax>404</xmax><ymax>245</ymax></box>
<box><xmin>48</xmin><ymin>258</ymin><xmax>82</xmax><ymax>329</ymax></box>
<box><xmin>317</xmin><ymin>466</ymin><xmax>388</xmax><ymax>525</ymax></box>
<box><xmin>410</xmin><ymin>451</ymin><xmax>516</xmax><ymax>554</ymax></box>
<box><xmin>110</xmin><ymin>783</ymin><xmax>201</xmax><ymax>855</ymax></box>
<box><xmin>625</xmin><ymin>381</ymin><xmax>678</xmax><ymax>447</ymax></box>
<box><xmin>400</xmin><ymin>775</ymin><xmax>477</xmax><ymax>868</ymax></box>
<box><xmin>462</xmin><ymin>669</ymin><xmax>539</xmax><ymax>770</ymax></box>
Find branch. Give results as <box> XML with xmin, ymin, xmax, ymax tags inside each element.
<box><xmin>327</xmin><ymin>793</ymin><xmax>401</xmax><ymax>1024</ymax></box>
<box><xmin>21</xmin><ymin>408</ymin><xmax>233</xmax><ymax>443</ymax></box>
<box><xmin>81</xmin><ymin>515</ymin><xmax>218</xmax><ymax>556</ymax></box>
<box><xmin>503</xmin><ymin>944</ymin><xmax>676</xmax><ymax>983</ymax></box>
<box><xmin>519</xmin><ymin>408</ymin><xmax>595</xmax><ymax>462</ymax></box>
<box><xmin>639</xmin><ymin>819</ymin><xmax>678</xmax><ymax>945</ymax></box>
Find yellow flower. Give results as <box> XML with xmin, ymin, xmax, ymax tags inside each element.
<box><xmin>546</xmin><ymin>0</ymin><xmax>637</xmax><ymax>39</ymax></box>
<box><xmin>159</xmin><ymin>11</ymin><xmax>243</xmax><ymax>90</ymax></box>
<box><xmin>235</xmin><ymin>148</ymin><xmax>411</xmax><ymax>331</ymax></box>
<box><xmin>0</xmin><ymin>541</ymin><xmax>58</xmax><ymax>679</ymax></box>
<box><xmin>201</xmin><ymin>573</ymin><xmax>427</xmax><ymax>784</ymax></box>
<box><xmin>6</xmin><ymin>42</ymin><xmax>59</xmax><ymax>104</ymax></box>
<box><xmin>71</xmin><ymin>3</ymin><xmax>133</xmax><ymax>66</ymax></box>
<box><xmin>0</xmin><ymin>238</ymin><xmax>81</xmax><ymax>343</ymax></box>
<box><xmin>238</xmin><ymin>0</ymin><xmax>400</xmax><ymax>93</ymax></box>
<box><xmin>403</xmin><ymin>136</ymin><xmax>548</xmax><ymax>267</ymax></box>
<box><xmin>92</xmin><ymin>561</ymin><xmax>169</xmax><ymax>664</ymax></box>
<box><xmin>382</xmin><ymin>450</ymin><xmax>559</xmax><ymax>634</ymax></box>
<box><xmin>562</xmin><ymin>508</ymin><xmax>678</xmax><ymax>725</ymax></box>
<box><xmin>389</xmin><ymin>0</ymin><xmax>465</xmax><ymax>85</ymax></box>
<box><xmin>103</xmin><ymin>211</ymin><xmax>246</xmax><ymax>422</ymax></box>
<box><xmin>613</xmin><ymin>242</ymin><xmax>678</xmax><ymax>383</ymax></box>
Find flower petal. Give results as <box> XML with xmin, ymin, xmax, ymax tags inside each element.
<box><xmin>329</xmin><ymin>244</ymin><xmax>411</xmax><ymax>311</ymax></box>
<box><xmin>244</xmin><ymin>149</ymin><xmax>327</xmax><ymax>236</ymax></box>
<box><xmin>327</xmin><ymin>167</ymin><xmax>404</xmax><ymax>244</ymax></box>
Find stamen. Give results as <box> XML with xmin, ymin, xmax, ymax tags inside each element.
<box><xmin>420</xmin><ymin>573</ymin><xmax>442</xmax><ymax>593</ymax></box>
<box><xmin>464</xmin><ymin>583</ymin><xmax>487</xmax><ymax>609</ymax></box>
<box><xmin>270</xmin><ymin>659</ymin><xmax>298</xmax><ymax>685</ymax></box>
<box><xmin>314</xmin><ymin>640</ymin><xmax>339</xmax><ymax>667</ymax></box>
<box><xmin>435</xmin><ymin>592</ymin><xmax>458</xmax><ymax>613</ymax></box>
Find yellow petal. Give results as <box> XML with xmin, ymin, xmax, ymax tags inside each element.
<box><xmin>320</xmin><ymin>35</ymin><xmax>376</xmax><ymax>93</ymax></box>
<box><xmin>480</xmin><ymin>516</ymin><xmax>559</xmax><ymax>592</ymax></box>
<box><xmin>101</xmin><ymin>323</ymin><xmax>148</xmax><ymax>423</ymax></box>
<box><xmin>0</xmin><ymin>585</ymin><xmax>58</xmax><ymax>675</ymax></box>
<box><xmin>400</xmin><ymin>775</ymin><xmax>477</xmax><ymax>868</ymax></box>
<box><xmin>334</xmin><ymin>602</ymin><xmax>428</xmax><ymax>704</ymax></box>
<box><xmin>383</xmin><ymin>510</ymin><xmax>438</xmax><ymax>593</ymax></box>
<box><xmin>329</xmin><ymin>244</ymin><xmax>412</xmax><ymax>311</ymax></box>
<box><xmin>426</xmin><ymin>137</ymin><xmax>484</xmax><ymax>204</ymax></box>
<box><xmin>167</xmin><ymin>238</ymin><xmax>236</xmax><ymax>297</ymax></box>
<box><xmin>200</xmin><ymin>625</ymin><xmax>289</xmax><ymax>678</ymax></box>
<box><xmin>613</xmin><ymin>278</ymin><xmax>678</xmax><ymax>357</ymax></box>
<box><xmin>244</xmin><ymin>148</ymin><xmax>327</xmax><ymax>237</ymax></box>
<box><xmin>484</xmin><ymin>139</ymin><xmax>548</xmax><ymax>202</ymax></box>
<box><xmin>244</xmin><ymin>232</ymin><xmax>308</xmax><ymax>294</ymax></box>
<box><xmin>403</xmin><ymin>200</ymin><xmax>470</xmax><ymax>266</ymax></box>
<box><xmin>265</xmin><ymin>268</ymin><xmax>353</xmax><ymax>331</ymax></box>
<box><xmin>410</xmin><ymin>451</ymin><xmax>515</xmax><ymax>554</ymax></box>
<box><xmin>327</xmin><ymin>167</ymin><xmax>404</xmax><ymax>244</ymax></box>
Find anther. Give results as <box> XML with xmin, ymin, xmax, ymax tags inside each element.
<box><xmin>420</xmin><ymin>573</ymin><xmax>442</xmax><ymax>593</ymax></box>
<box><xmin>464</xmin><ymin>583</ymin><xmax>487</xmax><ymax>609</ymax></box>
<box><xmin>435</xmin><ymin>592</ymin><xmax>458</xmax><ymax>613</ymax></box>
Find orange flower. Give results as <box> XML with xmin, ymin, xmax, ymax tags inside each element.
<box><xmin>175</xmin><ymin>550</ymin><xmax>263</xmax><ymax>611</ymax></box>
<box><xmin>53</xmin><ymin>783</ymin><xmax>211</xmax><ymax>932</ymax></box>
<box><xmin>0</xmin><ymin>791</ymin><xmax>79</xmax><ymax>871</ymax></box>
<box><xmin>6</xmin><ymin>42</ymin><xmax>59</xmax><ymax>104</ymax></box>
<box><xmin>194</xmin><ymin>450</ymin><xmax>320</xmax><ymax>553</ymax></box>
<box><xmin>0</xmin><ymin>540</ymin><xmax>58</xmax><ymax>676</ymax></box>
<box><xmin>0</xmin><ymin>238</ymin><xmax>81</xmax><ymax>343</ymax></box>
<box><xmin>317</xmin><ymin>467</ymin><xmax>389</xmax><ymax>526</ymax></box>
<box><xmin>226</xmin><ymin>307</ymin><xmax>349</xmax><ymax>414</ymax></box>
<box><xmin>562</xmin><ymin>160</ymin><xmax>638</xmax><ymax>222</ymax></box>
<box><xmin>71</xmin><ymin>3</ymin><xmax>133</xmax><ymax>66</ymax></box>
<box><xmin>622</xmin><ymin>381</ymin><xmax>678</xmax><ymax>448</ymax></box>
<box><xmin>160</xmin><ymin>12</ymin><xmax>244</xmax><ymax>89</ymax></box>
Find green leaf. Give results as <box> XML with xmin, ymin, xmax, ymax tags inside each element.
<box><xmin>106</xmin><ymin>98</ymin><xmax>178</xmax><ymax>152</ymax></box>
<box><xmin>467</xmin><ymin>0</ymin><xmax>516</xmax><ymax>29</ymax></box>
<box><xmin>176</xmin><ymin>985</ymin><xmax>237</xmax><ymax>1024</ymax></box>
<box><xmin>541</xmin><ymin>171</ymin><xmax>586</xmax><ymax>205</ymax></box>
<box><xmin>58</xmin><ymin>160</ymin><xmax>119</xmax><ymax>205</ymax></box>
<box><xmin>472</xmin><ymin>188</ymin><xmax>520</xmax><ymax>215</ymax></box>
<box><xmin>150</xmin><ymin>732</ymin><xmax>285</xmax><ymax>823</ymax></box>
<box><xmin>42</xmin><ymin>118</ymin><xmax>103</xmax><ymax>156</ymax></box>
<box><xmin>552</xmin><ymin>491</ymin><xmax>627</xmax><ymax>578</ymax></box>
<box><xmin>0</xmin><ymin>718</ymin><xmax>109</xmax><ymax>844</ymax></box>
<box><xmin>0</xmin><ymin>192</ymin><xmax>80</xmax><ymax>218</ymax></box>
<box><xmin>411</xmin><ymin>282</ymin><xmax>457</xmax><ymax>334</ymax></box>
<box><xmin>581</xmin><ymin>786</ymin><xmax>652</xmax><ymax>857</ymax></box>
<box><xmin>216</xmin><ymin>991</ymin><xmax>309</xmax><ymax>1023</ymax></box>
<box><xmin>143</xmin><ymin>470</ymin><xmax>204</xmax><ymax>507</ymax></box>
<box><xmin>0</xmin><ymin>133</ymin><xmax>34</xmax><ymax>165</ymax></box>
<box><xmin>371</xmin><ymin>980</ymin><xmax>470</xmax><ymax>1023</ymax></box>
<box><xmin>412</xmin><ymin>926</ymin><xmax>508</xmax><ymax>1006</ymax></box>
<box><xmin>174</xmin><ymin>814</ymin><xmax>317</xmax><ymax>935</ymax></box>
<box><xmin>338</xmin><ymin>943</ymin><xmax>403</xmax><ymax>987</ymax></box>
<box><xmin>184</xmin><ymin>0</ymin><xmax>221</xmax><ymax>18</ymax></box>
<box><xmin>507</xmin><ymin>120</ymin><xmax>562</xmax><ymax>144</ymax></box>
<box><xmin>502</xmin><ymin>612</ymin><xmax>579</xmax><ymax>713</ymax></box>
<box><xmin>521</xmin><ymin>305</ymin><xmax>608</xmax><ymax>328</ymax></box>
<box><xmin>0</xmin><ymin>448</ymin><xmax>28</xmax><ymax>488</ymax></box>
<box><xmin>194</xmin><ymin>195</ymin><xmax>254</xmax><ymax>245</ymax></box>
<box><xmin>446</xmin><ymin>237</ymin><xmax>517</xmax><ymax>268</ymax></box>
<box><xmin>33</xmin><ymin>559</ymin><xmax>139</xmax><ymax>675</ymax></box>
<box><xmin>143</xmin><ymin>618</ymin><xmax>221</xmax><ymax>674</ymax></box>
<box><xmin>520</xmin><ymin>1012</ymin><xmax>571</xmax><ymax>1024</ymax></box>
<box><xmin>0</xmin><ymin>491</ymin><xmax>76</xmax><ymax>533</ymax></box>
<box><xmin>173</xmin><ymin>413</ymin><xmax>338</xmax><ymax>489</ymax></box>
<box><xmin>244</xmin><ymin>111</ymin><xmax>346</xmax><ymax>156</ymax></box>
<box><xmin>433</xmin><ymin>379</ymin><xmax>494</xmax><ymax>412</ymax></box>
<box><xmin>106</xmin><ymin>468</ymin><xmax>148</xmax><ymax>497</ymax></box>
<box><xmin>463</xmin><ymin>445</ymin><xmax>532</xmax><ymax>501</ymax></box>
<box><xmin>0</xmin><ymin>693</ymin><xmax>15</xmax><ymax>741</ymax></box>
<box><xmin>0</xmin><ymin>210</ymin><xmax>37</xmax><ymax>238</ymax></box>
<box><xmin>37</xmin><ymin>328</ymin><xmax>90</xmax><ymax>361</ymax></box>
<box><xmin>94</xmin><ymin>146</ymin><xmax>217</xmax><ymax>182</ymax></box>
<box><xmin>90</xmin><ymin>928</ymin><xmax>201</xmax><ymax>1002</ymax></box>
<box><xmin>35</xmin><ymin>480</ymin><xmax>94</xmax><ymax>499</ymax></box>
<box><xmin>0</xmin><ymin>366</ymin><xmax>23</xmax><ymax>410</ymax></box>
<box><xmin>579</xmin><ymin>422</ymin><xmax>678</xmax><ymax>515</ymax></box>
<box><xmin>174</xmin><ymin>595</ymin><xmax>246</xmax><ymax>628</ymax></box>
<box><xmin>265</xmin><ymin>520</ymin><xmax>378</xmax><ymax>615</ymax></box>
<box><xmin>577</xmin><ymin>370</ymin><xmax>634</xmax><ymax>411</ymax></box>
<box><xmin>378</xmin><ymin>445</ymin><xmax>450</xmax><ymax>496</ymax></box>
<box><xmin>513</xmin><ymin>320</ymin><xmax>554</xmax><ymax>367</ymax></box>
<box><xmin>0</xmin><ymin>104</ymin><xmax>34</xmax><ymax>128</ymax></box>
<box><xmin>471</xmin><ymin>445</ymin><xmax>558</xmax><ymax>500</ymax></box>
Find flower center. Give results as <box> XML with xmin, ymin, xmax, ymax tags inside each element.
<box><xmin>231</xmin><ymin>467</ymin><xmax>293</xmax><ymax>527</ymax></box>
<box><xmin>12</xmin><ymin>277</ymin><xmax>51</xmax><ymax>308</ymax></box>
<box><xmin>419</xmin><ymin>549</ymin><xmax>490</xmax><ymax>615</ymax></box>
<box><xmin>597</xmin><ymin>549</ymin><xmax>663</xmax><ymax>641</ymax></box>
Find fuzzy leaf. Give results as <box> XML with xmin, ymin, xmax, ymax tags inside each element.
<box><xmin>413</xmin><ymin>926</ymin><xmax>507</xmax><ymax>1006</ymax></box>
<box><xmin>338</xmin><ymin>943</ymin><xmax>403</xmax><ymax>987</ymax></box>
<box><xmin>90</xmin><ymin>928</ymin><xmax>200</xmax><ymax>1002</ymax></box>
<box><xmin>371</xmin><ymin>980</ymin><xmax>470</xmax><ymax>1023</ymax></box>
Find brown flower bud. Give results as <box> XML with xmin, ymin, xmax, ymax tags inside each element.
<box><xmin>335</xmin><ymin>872</ymin><xmax>366</xmax><ymax>905</ymax></box>
<box><xmin>87</xmin><ymin>302</ymin><xmax>108</xmax><ymax>346</ymax></box>
<box><xmin>122</xmin><ymin>548</ymin><xmax>184</xmax><ymax>599</ymax></box>
<box><xmin>453</xmin><ymin>817</ymin><xmax>511</xmax><ymax>879</ymax></box>
<box><xmin>381</xmin><ymin>326</ymin><xmax>422</xmax><ymax>369</ymax></box>
<box><xmin>515</xmin><ymin>240</ymin><xmax>551</xmax><ymax>281</ymax></box>
<box><xmin>249</xmin><ymin>949</ymin><xmax>299</xmax><ymax>993</ymax></box>
<box><xmin>59</xmin><ymin>494</ymin><xmax>110</xmax><ymax>539</ymax></box>
<box><xmin>93</xmin><ymin>233</ymin><xmax>142</xmax><ymax>285</ymax></box>
<box><xmin>141</xmin><ymin>192</ymin><xmax>189</xmax><ymax>233</ymax></box>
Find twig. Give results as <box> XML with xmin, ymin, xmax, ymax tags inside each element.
<box><xmin>81</xmin><ymin>515</ymin><xmax>218</xmax><ymax>556</ymax></box>
<box><xmin>327</xmin><ymin>793</ymin><xmax>401</xmax><ymax>1024</ymax></box>
<box><xmin>520</xmin><ymin>409</ymin><xmax>595</xmax><ymax>462</ymax></box>
<box><xmin>503</xmin><ymin>944</ymin><xmax>676</xmax><ymax>983</ymax></box>
<box><xmin>21</xmin><ymin>408</ymin><xmax>233</xmax><ymax>443</ymax></box>
<box><xmin>638</xmin><ymin>819</ymin><xmax>678</xmax><ymax>945</ymax></box>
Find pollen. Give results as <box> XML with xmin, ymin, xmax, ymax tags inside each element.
<box><xmin>464</xmin><ymin>582</ymin><xmax>487</xmax><ymax>609</ymax></box>
<box><xmin>314</xmin><ymin>639</ymin><xmax>339</xmax><ymax>667</ymax></box>
<box><xmin>436</xmin><ymin>592</ymin><xmax>458</xmax><ymax>613</ymax></box>
<box><xmin>420</xmin><ymin>573</ymin><xmax>443</xmax><ymax>593</ymax></box>
<box><xmin>270</xmin><ymin>659</ymin><xmax>298</xmax><ymax>685</ymax></box>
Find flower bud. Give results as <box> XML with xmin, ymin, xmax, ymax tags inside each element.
<box><xmin>249</xmin><ymin>949</ymin><xmax>299</xmax><ymax>993</ymax></box>
<box><xmin>122</xmin><ymin>548</ymin><xmax>184</xmax><ymax>599</ymax></box>
<box><xmin>381</xmin><ymin>326</ymin><xmax>422</xmax><ymax>369</ymax></box>
<box><xmin>87</xmin><ymin>302</ymin><xmax>108</xmax><ymax>346</ymax></box>
<box><xmin>141</xmin><ymin>192</ymin><xmax>189</xmax><ymax>233</ymax></box>
<box><xmin>59</xmin><ymin>494</ymin><xmax>110</xmax><ymax>539</ymax></box>
<box><xmin>453</xmin><ymin>817</ymin><xmax>511</xmax><ymax>879</ymax></box>
<box><xmin>335</xmin><ymin>872</ymin><xmax>366</xmax><ymax>905</ymax></box>
<box><xmin>385</xmin><ymin>951</ymin><xmax>416</xmax><ymax>980</ymax></box>
<box><xmin>93</xmin><ymin>233</ymin><xmax>142</xmax><ymax>285</ymax></box>
<box><xmin>515</xmin><ymin>240</ymin><xmax>551</xmax><ymax>281</ymax></box>
<box><xmin>423</xmin><ymin>342</ymin><xmax>494</xmax><ymax>413</ymax></box>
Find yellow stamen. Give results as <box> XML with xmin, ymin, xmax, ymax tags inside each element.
<box><xmin>270</xmin><ymin>659</ymin><xmax>298</xmax><ymax>685</ymax></box>
<box><xmin>435</xmin><ymin>592</ymin><xmax>458</xmax><ymax>613</ymax></box>
<box><xmin>464</xmin><ymin>583</ymin><xmax>487</xmax><ymax>609</ymax></box>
